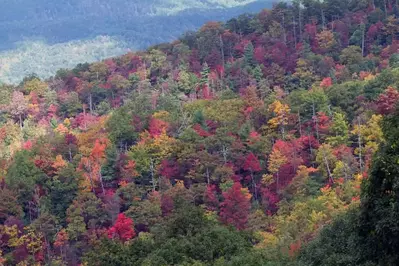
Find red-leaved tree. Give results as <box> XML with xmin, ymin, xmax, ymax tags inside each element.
<box><xmin>243</xmin><ymin>152</ymin><xmax>262</xmax><ymax>199</ymax></box>
<box><xmin>108</xmin><ymin>213</ymin><xmax>136</xmax><ymax>242</ymax></box>
<box><xmin>204</xmin><ymin>185</ymin><xmax>219</xmax><ymax>211</ymax></box>
<box><xmin>219</xmin><ymin>182</ymin><xmax>251</xmax><ymax>230</ymax></box>
<box><xmin>376</xmin><ymin>87</ymin><xmax>399</xmax><ymax>115</ymax></box>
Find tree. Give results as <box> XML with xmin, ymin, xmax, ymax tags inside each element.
<box><xmin>89</xmin><ymin>62</ymin><xmax>109</xmax><ymax>82</ymax></box>
<box><xmin>352</xmin><ymin>114</ymin><xmax>384</xmax><ymax>167</ymax></box>
<box><xmin>204</xmin><ymin>185</ymin><xmax>219</xmax><ymax>211</ymax></box>
<box><xmin>297</xmin><ymin>210</ymin><xmax>362</xmax><ymax>266</ymax></box>
<box><xmin>389</xmin><ymin>53</ymin><xmax>399</xmax><ymax>68</ymax></box>
<box><xmin>66</xmin><ymin>192</ymin><xmax>108</xmax><ymax>242</ymax></box>
<box><xmin>289</xmin><ymin>88</ymin><xmax>329</xmax><ymax>139</ymax></box>
<box><xmin>320</xmin><ymin>77</ymin><xmax>332</xmax><ymax>88</ymax></box>
<box><xmin>359</xmin><ymin>108</ymin><xmax>399</xmax><ymax>264</ymax></box>
<box><xmin>349</xmin><ymin>24</ymin><xmax>366</xmax><ymax>56</ymax></box>
<box><xmin>383</xmin><ymin>15</ymin><xmax>399</xmax><ymax>41</ymax></box>
<box><xmin>200</xmin><ymin>62</ymin><xmax>210</xmax><ymax>88</ymax></box>
<box><xmin>129</xmin><ymin>126</ymin><xmax>176</xmax><ymax>191</ymax></box>
<box><xmin>54</xmin><ymin>229</ymin><xmax>69</xmax><ymax>261</ymax></box>
<box><xmin>326</xmin><ymin>81</ymin><xmax>363</xmax><ymax>120</ymax></box>
<box><xmin>375</xmin><ymin>86</ymin><xmax>399</xmax><ymax>115</ymax></box>
<box><xmin>91</xmin><ymin>138</ymin><xmax>109</xmax><ymax>192</ymax></box>
<box><xmin>107</xmin><ymin>106</ymin><xmax>137</xmax><ymax>148</ymax></box>
<box><xmin>31</xmin><ymin>212</ymin><xmax>57</xmax><ymax>259</ymax></box>
<box><xmin>108</xmin><ymin>213</ymin><xmax>135</xmax><ymax>243</ymax></box>
<box><xmin>220</xmin><ymin>182</ymin><xmax>251</xmax><ymax>230</ymax></box>
<box><xmin>243</xmin><ymin>152</ymin><xmax>262</xmax><ymax>200</ymax></box>
<box><xmin>101</xmin><ymin>145</ymin><xmax>119</xmax><ymax>182</ymax></box>
<box><xmin>177</xmin><ymin>69</ymin><xmax>198</xmax><ymax>95</ymax></box>
<box><xmin>79</xmin><ymin>138</ymin><xmax>110</xmax><ymax>193</ymax></box>
<box><xmin>59</xmin><ymin>91</ymin><xmax>82</xmax><ymax>117</ymax></box>
<box><xmin>267</xmin><ymin>148</ymin><xmax>287</xmax><ymax>190</ymax></box>
<box><xmin>293</xmin><ymin>58</ymin><xmax>317</xmax><ymax>89</ymax></box>
<box><xmin>65</xmin><ymin>133</ymin><xmax>78</xmax><ymax>161</ymax></box>
<box><xmin>339</xmin><ymin>46</ymin><xmax>363</xmax><ymax>73</ymax></box>
<box><xmin>197</xmin><ymin>22</ymin><xmax>224</xmax><ymax>61</ymax></box>
<box><xmin>126</xmin><ymin>191</ymin><xmax>162</xmax><ymax>228</ymax></box>
<box><xmin>5</xmin><ymin>150</ymin><xmax>43</xmax><ymax>219</ymax></box>
<box><xmin>7</xmin><ymin>91</ymin><xmax>28</xmax><ymax>129</ymax></box>
<box><xmin>326</xmin><ymin>112</ymin><xmax>350</xmax><ymax>146</ymax></box>
<box><xmin>0</xmin><ymin>187</ymin><xmax>23</xmax><ymax>223</ymax></box>
<box><xmin>66</xmin><ymin>204</ymin><xmax>86</xmax><ymax>241</ymax></box>
<box><xmin>43</xmin><ymin>165</ymin><xmax>79</xmax><ymax>223</ymax></box>
<box><xmin>316</xmin><ymin>144</ymin><xmax>336</xmax><ymax>183</ymax></box>
<box><xmin>316</xmin><ymin>30</ymin><xmax>337</xmax><ymax>52</ymax></box>
<box><xmin>244</xmin><ymin>42</ymin><xmax>255</xmax><ymax>67</ymax></box>
<box><xmin>108</xmin><ymin>74</ymin><xmax>131</xmax><ymax>96</ymax></box>
<box><xmin>268</xmin><ymin>100</ymin><xmax>291</xmax><ymax>138</ymax></box>
<box><xmin>23</xmin><ymin>78</ymin><xmax>48</xmax><ymax>96</ymax></box>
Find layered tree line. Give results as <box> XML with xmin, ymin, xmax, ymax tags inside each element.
<box><xmin>1</xmin><ymin>0</ymin><xmax>399</xmax><ymax>265</ymax></box>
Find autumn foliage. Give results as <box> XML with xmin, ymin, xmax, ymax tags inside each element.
<box><xmin>0</xmin><ymin>1</ymin><xmax>398</xmax><ymax>265</ymax></box>
<box><xmin>220</xmin><ymin>182</ymin><xmax>251</xmax><ymax>230</ymax></box>
<box><xmin>108</xmin><ymin>213</ymin><xmax>136</xmax><ymax>242</ymax></box>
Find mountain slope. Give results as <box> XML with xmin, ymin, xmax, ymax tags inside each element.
<box><xmin>2</xmin><ymin>1</ymin><xmax>399</xmax><ymax>265</ymax></box>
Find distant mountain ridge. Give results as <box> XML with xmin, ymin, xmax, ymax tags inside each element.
<box><xmin>0</xmin><ymin>0</ymin><xmax>273</xmax><ymax>84</ymax></box>
<box><xmin>0</xmin><ymin>0</ymin><xmax>260</xmax><ymax>20</ymax></box>
<box><xmin>0</xmin><ymin>0</ymin><xmax>273</xmax><ymax>51</ymax></box>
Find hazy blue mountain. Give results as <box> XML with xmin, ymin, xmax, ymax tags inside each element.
<box><xmin>0</xmin><ymin>0</ymin><xmax>274</xmax><ymax>84</ymax></box>
<box><xmin>0</xmin><ymin>0</ymin><xmax>273</xmax><ymax>51</ymax></box>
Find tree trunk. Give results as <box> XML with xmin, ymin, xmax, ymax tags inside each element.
<box><xmin>361</xmin><ymin>24</ymin><xmax>365</xmax><ymax>57</ymax></box>
<box><xmin>299</xmin><ymin>5</ymin><xmax>303</xmax><ymax>41</ymax></box>
<box><xmin>219</xmin><ymin>35</ymin><xmax>225</xmax><ymax>71</ymax></box>
<box><xmin>99</xmin><ymin>167</ymin><xmax>105</xmax><ymax>195</ymax></box>
<box><xmin>28</xmin><ymin>201</ymin><xmax>32</xmax><ymax>223</ymax></box>
<box><xmin>282</xmin><ymin>13</ymin><xmax>287</xmax><ymax>45</ymax></box>
<box><xmin>384</xmin><ymin>0</ymin><xmax>388</xmax><ymax>17</ymax></box>
<box><xmin>276</xmin><ymin>171</ymin><xmax>280</xmax><ymax>191</ymax></box>
<box><xmin>298</xmin><ymin>112</ymin><xmax>302</xmax><ymax>137</ymax></box>
<box><xmin>83</xmin><ymin>107</ymin><xmax>87</xmax><ymax>131</ymax></box>
<box><xmin>358</xmin><ymin>118</ymin><xmax>363</xmax><ymax>173</ymax></box>
<box><xmin>150</xmin><ymin>159</ymin><xmax>156</xmax><ymax>191</ymax></box>
<box><xmin>89</xmin><ymin>93</ymin><xmax>93</xmax><ymax>114</ymax></box>
<box><xmin>312</xmin><ymin>101</ymin><xmax>320</xmax><ymax>141</ymax></box>
<box><xmin>322</xmin><ymin>149</ymin><xmax>334</xmax><ymax>183</ymax></box>
<box><xmin>308</xmin><ymin>134</ymin><xmax>315</xmax><ymax>168</ymax></box>
<box><xmin>293</xmin><ymin>16</ymin><xmax>297</xmax><ymax>48</ymax></box>
<box><xmin>221</xmin><ymin>145</ymin><xmax>228</xmax><ymax>164</ymax></box>
<box><xmin>45</xmin><ymin>236</ymin><xmax>51</xmax><ymax>263</ymax></box>
<box><xmin>251</xmin><ymin>170</ymin><xmax>257</xmax><ymax>201</ymax></box>
<box><xmin>88</xmin><ymin>161</ymin><xmax>95</xmax><ymax>193</ymax></box>
<box><xmin>19</xmin><ymin>114</ymin><xmax>23</xmax><ymax>129</ymax></box>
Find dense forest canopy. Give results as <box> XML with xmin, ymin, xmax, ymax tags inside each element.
<box><xmin>1</xmin><ymin>0</ymin><xmax>399</xmax><ymax>265</ymax></box>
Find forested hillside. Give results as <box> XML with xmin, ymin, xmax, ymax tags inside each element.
<box><xmin>1</xmin><ymin>0</ymin><xmax>399</xmax><ymax>265</ymax></box>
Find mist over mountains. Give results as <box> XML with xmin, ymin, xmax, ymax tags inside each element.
<box><xmin>0</xmin><ymin>0</ymin><xmax>273</xmax><ymax>84</ymax></box>
<box><xmin>0</xmin><ymin>0</ymin><xmax>273</xmax><ymax>50</ymax></box>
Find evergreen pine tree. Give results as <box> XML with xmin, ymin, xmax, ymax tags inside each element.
<box><xmin>244</xmin><ymin>42</ymin><xmax>255</xmax><ymax>67</ymax></box>
<box><xmin>200</xmin><ymin>62</ymin><xmax>210</xmax><ymax>87</ymax></box>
